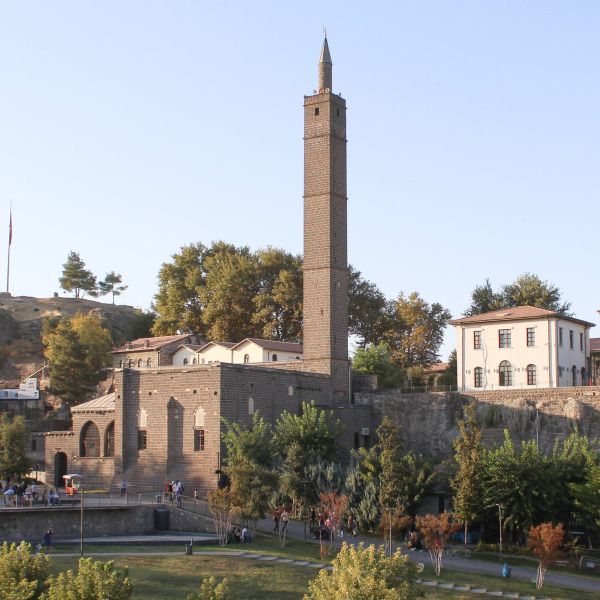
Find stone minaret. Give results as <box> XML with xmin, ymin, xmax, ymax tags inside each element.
<box><xmin>303</xmin><ymin>36</ymin><xmax>349</xmax><ymax>402</ymax></box>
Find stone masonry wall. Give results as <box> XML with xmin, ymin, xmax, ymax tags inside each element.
<box><xmin>356</xmin><ymin>386</ymin><xmax>600</xmax><ymax>460</ymax></box>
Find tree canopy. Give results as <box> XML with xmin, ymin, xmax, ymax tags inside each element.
<box><xmin>59</xmin><ymin>251</ymin><xmax>97</xmax><ymax>299</ymax></box>
<box><xmin>43</xmin><ymin>313</ymin><xmax>113</xmax><ymax>405</ymax></box>
<box><xmin>97</xmin><ymin>271</ymin><xmax>128</xmax><ymax>304</ymax></box>
<box><xmin>0</xmin><ymin>415</ymin><xmax>31</xmax><ymax>482</ymax></box>
<box><xmin>465</xmin><ymin>273</ymin><xmax>571</xmax><ymax>316</ymax></box>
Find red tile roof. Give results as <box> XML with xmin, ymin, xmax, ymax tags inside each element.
<box><xmin>590</xmin><ymin>338</ymin><xmax>600</xmax><ymax>352</ymax></box>
<box><xmin>425</xmin><ymin>362</ymin><xmax>448</xmax><ymax>373</ymax></box>
<box><xmin>231</xmin><ymin>338</ymin><xmax>304</xmax><ymax>353</ymax></box>
<box><xmin>112</xmin><ymin>334</ymin><xmax>195</xmax><ymax>353</ymax></box>
<box><xmin>450</xmin><ymin>306</ymin><xmax>595</xmax><ymax>327</ymax></box>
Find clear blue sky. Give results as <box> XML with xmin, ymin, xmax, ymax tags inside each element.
<box><xmin>1</xmin><ymin>1</ymin><xmax>599</xmax><ymax>359</ymax></box>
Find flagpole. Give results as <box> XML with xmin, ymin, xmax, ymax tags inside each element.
<box><xmin>6</xmin><ymin>204</ymin><xmax>11</xmax><ymax>293</ymax></box>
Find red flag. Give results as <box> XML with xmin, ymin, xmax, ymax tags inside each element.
<box><xmin>8</xmin><ymin>210</ymin><xmax>12</xmax><ymax>245</ymax></box>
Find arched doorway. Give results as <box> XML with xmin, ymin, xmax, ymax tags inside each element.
<box><xmin>572</xmin><ymin>365</ymin><xmax>577</xmax><ymax>386</ymax></box>
<box><xmin>54</xmin><ymin>452</ymin><xmax>67</xmax><ymax>488</ymax></box>
<box><xmin>581</xmin><ymin>367</ymin><xmax>586</xmax><ymax>386</ymax></box>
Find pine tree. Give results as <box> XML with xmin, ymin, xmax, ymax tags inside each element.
<box><xmin>451</xmin><ymin>402</ymin><xmax>484</xmax><ymax>544</ymax></box>
<box><xmin>59</xmin><ymin>251</ymin><xmax>97</xmax><ymax>299</ymax></box>
<box><xmin>97</xmin><ymin>271</ymin><xmax>128</xmax><ymax>304</ymax></box>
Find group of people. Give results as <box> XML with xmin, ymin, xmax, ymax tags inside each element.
<box><xmin>309</xmin><ymin>508</ymin><xmax>358</xmax><ymax>541</ymax></box>
<box><xmin>164</xmin><ymin>479</ymin><xmax>185</xmax><ymax>507</ymax></box>
<box><xmin>227</xmin><ymin>526</ymin><xmax>252</xmax><ymax>544</ymax></box>
<box><xmin>2</xmin><ymin>481</ymin><xmax>41</xmax><ymax>506</ymax></box>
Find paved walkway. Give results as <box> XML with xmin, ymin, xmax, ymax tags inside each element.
<box><xmin>256</xmin><ymin>516</ymin><xmax>600</xmax><ymax>593</ymax></box>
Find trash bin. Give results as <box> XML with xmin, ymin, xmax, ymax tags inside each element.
<box><xmin>154</xmin><ymin>507</ymin><xmax>170</xmax><ymax>531</ymax></box>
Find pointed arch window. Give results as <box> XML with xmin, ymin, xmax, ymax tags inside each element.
<box><xmin>80</xmin><ymin>421</ymin><xmax>100</xmax><ymax>457</ymax></box>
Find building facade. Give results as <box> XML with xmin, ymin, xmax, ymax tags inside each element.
<box><xmin>452</xmin><ymin>306</ymin><xmax>594</xmax><ymax>391</ymax></box>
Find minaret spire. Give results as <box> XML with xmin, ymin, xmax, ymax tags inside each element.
<box><xmin>318</xmin><ymin>35</ymin><xmax>332</xmax><ymax>92</ymax></box>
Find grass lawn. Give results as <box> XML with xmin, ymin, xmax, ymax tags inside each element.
<box><xmin>51</xmin><ymin>554</ymin><xmax>314</xmax><ymax>599</ymax></box>
<box><xmin>48</xmin><ymin>544</ymin><xmax>600</xmax><ymax>600</ymax></box>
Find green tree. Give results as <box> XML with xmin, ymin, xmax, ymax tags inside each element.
<box><xmin>395</xmin><ymin>452</ymin><xmax>435</xmax><ymax>518</ymax></box>
<box><xmin>451</xmin><ymin>402</ymin><xmax>485</xmax><ymax>544</ymax></box>
<box><xmin>436</xmin><ymin>350</ymin><xmax>457</xmax><ymax>390</ymax></box>
<box><xmin>200</xmin><ymin>245</ymin><xmax>259</xmax><ymax>341</ymax></box>
<box><xmin>385</xmin><ymin>292</ymin><xmax>451</xmax><ymax>368</ymax></box>
<box><xmin>377</xmin><ymin>417</ymin><xmax>405</xmax><ymax>510</ymax></box>
<box><xmin>464</xmin><ymin>278</ymin><xmax>504</xmax><ymax>317</ymax></box>
<box><xmin>0</xmin><ymin>415</ymin><xmax>31</xmax><ymax>482</ymax></box>
<box><xmin>482</xmin><ymin>431</ymin><xmax>556</xmax><ymax>535</ymax></box>
<box><xmin>348</xmin><ymin>266</ymin><xmax>389</xmax><ymax>347</ymax></box>
<box><xmin>346</xmin><ymin>447</ymin><xmax>382</xmax><ymax>532</ymax></box>
<box><xmin>252</xmin><ymin>248</ymin><xmax>303</xmax><ymax>341</ymax></box>
<box><xmin>352</xmin><ymin>343</ymin><xmax>403</xmax><ymax>389</ymax></box>
<box><xmin>465</xmin><ymin>274</ymin><xmax>571</xmax><ymax>316</ymax></box>
<box><xmin>221</xmin><ymin>413</ymin><xmax>277</xmax><ymax>530</ymax></box>
<box><xmin>570</xmin><ymin>464</ymin><xmax>600</xmax><ymax>543</ymax></box>
<box><xmin>502</xmin><ymin>273</ymin><xmax>571</xmax><ymax>315</ymax></box>
<box><xmin>0</xmin><ymin>541</ymin><xmax>50</xmax><ymax>600</ymax></box>
<box><xmin>58</xmin><ymin>251</ymin><xmax>97</xmax><ymax>299</ymax></box>
<box><xmin>97</xmin><ymin>271</ymin><xmax>128</xmax><ymax>304</ymax></box>
<box><xmin>187</xmin><ymin>577</ymin><xmax>232</xmax><ymax>600</ymax></box>
<box><xmin>304</xmin><ymin>542</ymin><xmax>422</xmax><ymax>600</ymax></box>
<box><xmin>152</xmin><ymin>242</ymin><xmax>212</xmax><ymax>336</ymax></box>
<box><xmin>273</xmin><ymin>402</ymin><xmax>339</xmax><ymax>517</ymax></box>
<box><xmin>43</xmin><ymin>314</ymin><xmax>112</xmax><ymax>406</ymax></box>
<box><xmin>43</xmin><ymin>558</ymin><xmax>133</xmax><ymax>600</ymax></box>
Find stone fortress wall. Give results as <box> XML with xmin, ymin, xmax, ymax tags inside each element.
<box><xmin>355</xmin><ymin>385</ymin><xmax>600</xmax><ymax>459</ymax></box>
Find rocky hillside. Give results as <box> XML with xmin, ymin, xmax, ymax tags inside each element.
<box><xmin>0</xmin><ymin>294</ymin><xmax>152</xmax><ymax>385</ymax></box>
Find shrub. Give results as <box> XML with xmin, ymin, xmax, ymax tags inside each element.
<box><xmin>0</xmin><ymin>541</ymin><xmax>50</xmax><ymax>600</ymax></box>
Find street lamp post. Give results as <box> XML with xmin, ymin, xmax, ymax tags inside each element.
<box><xmin>496</xmin><ymin>504</ymin><xmax>504</xmax><ymax>556</ymax></box>
<box><xmin>80</xmin><ymin>481</ymin><xmax>84</xmax><ymax>557</ymax></box>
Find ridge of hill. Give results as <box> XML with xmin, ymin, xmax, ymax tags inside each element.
<box><xmin>0</xmin><ymin>294</ymin><xmax>152</xmax><ymax>385</ymax></box>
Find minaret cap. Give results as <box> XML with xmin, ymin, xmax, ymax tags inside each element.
<box><xmin>318</xmin><ymin>36</ymin><xmax>332</xmax><ymax>92</ymax></box>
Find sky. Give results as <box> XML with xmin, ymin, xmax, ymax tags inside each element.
<box><xmin>1</xmin><ymin>1</ymin><xmax>599</xmax><ymax>359</ymax></box>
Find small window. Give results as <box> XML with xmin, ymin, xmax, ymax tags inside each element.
<box><xmin>128</xmin><ymin>359</ymin><xmax>133</xmax><ymax>368</ymax></box>
<box><xmin>499</xmin><ymin>329</ymin><xmax>511</xmax><ymax>348</ymax></box>
<box><xmin>146</xmin><ymin>358</ymin><xmax>152</xmax><ymax>367</ymax></box>
<box><xmin>138</xmin><ymin>430</ymin><xmax>147</xmax><ymax>450</ymax></box>
<box><xmin>272</xmin><ymin>354</ymin><xmax>278</xmax><ymax>362</ymax></box>
<box><xmin>527</xmin><ymin>364</ymin><xmax>536</xmax><ymax>386</ymax></box>
<box><xmin>499</xmin><ymin>360</ymin><xmax>512</xmax><ymax>386</ymax></box>
<box><xmin>354</xmin><ymin>432</ymin><xmax>360</xmax><ymax>450</ymax></box>
<box><xmin>569</xmin><ymin>330</ymin><xmax>574</xmax><ymax>349</ymax></box>
<box><xmin>314</xmin><ymin>107</ymin><xmax>319</xmax><ymax>116</ymax></box>
<box><xmin>527</xmin><ymin>328</ymin><xmax>535</xmax><ymax>347</ymax></box>
<box><xmin>119</xmin><ymin>360</ymin><xmax>123</xmax><ymax>368</ymax></box>
<box><xmin>474</xmin><ymin>367</ymin><xmax>483</xmax><ymax>388</ymax></box>
<box><xmin>194</xmin><ymin>429</ymin><xmax>205</xmax><ymax>452</ymax></box>
<box><xmin>243</xmin><ymin>354</ymin><xmax>250</xmax><ymax>364</ymax></box>
<box><xmin>248</xmin><ymin>397</ymin><xmax>254</xmax><ymax>415</ymax></box>
<box><xmin>336</xmin><ymin>108</ymin><xmax>340</xmax><ymax>117</ymax></box>
<box><xmin>183</xmin><ymin>358</ymin><xmax>189</xmax><ymax>365</ymax></box>
<box><xmin>473</xmin><ymin>331</ymin><xmax>481</xmax><ymax>349</ymax></box>
<box><xmin>559</xmin><ymin>327</ymin><xmax>563</xmax><ymax>347</ymax></box>
<box><xmin>192</xmin><ymin>357</ymin><xmax>197</xmax><ymax>365</ymax></box>
<box><xmin>580</xmin><ymin>332</ymin><xmax>584</xmax><ymax>352</ymax></box>
<box><xmin>137</xmin><ymin>358</ymin><xmax>143</xmax><ymax>367</ymax></box>
<box><xmin>31</xmin><ymin>438</ymin><xmax>37</xmax><ymax>452</ymax></box>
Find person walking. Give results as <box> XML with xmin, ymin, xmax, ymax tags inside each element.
<box><xmin>42</xmin><ymin>529</ymin><xmax>52</xmax><ymax>553</ymax></box>
<box><xmin>119</xmin><ymin>480</ymin><xmax>128</xmax><ymax>497</ymax></box>
<box><xmin>281</xmin><ymin>509</ymin><xmax>289</xmax><ymax>534</ymax></box>
<box><xmin>175</xmin><ymin>480</ymin><xmax>184</xmax><ymax>508</ymax></box>
<box><xmin>272</xmin><ymin>511</ymin><xmax>280</xmax><ymax>533</ymax></box>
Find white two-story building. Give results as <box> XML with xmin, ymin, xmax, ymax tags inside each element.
<box><xmin>451</xmin><ymin>306</ymin><xmax>594</xmax><ymax>391</ymax></box>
